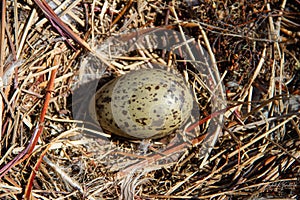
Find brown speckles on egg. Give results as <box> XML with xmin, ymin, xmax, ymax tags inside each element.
<box><xmin>92</xmin><ymin>68</ymin><xmax>194</xmax><ymax>139</ymax></box>
<box><xmin>145</xmin><ymin>86</ymin><xmax>151</xmax><ymax>91</ymax></box>
<box><xmin>124</xmin><ymin>122</ymin><xmax>129</xmax><ymax>128</ymax></box>
<box><xmin>121</xmin><ymin>95</ymin><xmax>128</xmax><ymax>100</ymax></box>
<box><xmin>97</xmin><ymin>104</ymin><xmax>105</xmax><ymax>110</ymax></box>
<box><xmin>135</xmin><ymin>118</ymin><xmax>148</xmax><ymax>126</ymax></box>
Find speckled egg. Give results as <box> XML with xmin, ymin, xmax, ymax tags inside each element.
<box><xmin>91</xmin><ymin>68</ymin><xmax>194</xmax><ymax>139</ymax></box>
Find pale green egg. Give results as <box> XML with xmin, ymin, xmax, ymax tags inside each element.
<box><xmin>92</xmin><ymin>68</ymin><xmax>193</xmax><ymax>139</ymax></box>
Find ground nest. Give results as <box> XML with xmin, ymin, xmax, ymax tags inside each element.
<box><xmin>1</xmin><ymin>0</ymin><xmax>300</xmax><ymax>199</ymax></box>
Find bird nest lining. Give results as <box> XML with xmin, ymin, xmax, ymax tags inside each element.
<box><xmin>0</xmin><ymin>0</ymin><xmax>299</xmax><ymax>199</ymax></box>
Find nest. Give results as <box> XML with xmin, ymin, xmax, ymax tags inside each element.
<box><xmin>1</xmin><ymin>0</ymin><xmax>300</xmax><ymax>199</ymax></box>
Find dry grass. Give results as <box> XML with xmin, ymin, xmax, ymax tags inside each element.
<box><xmin>1</xmin><ymin>0</ymin><xmax>300</xmax><ymax>199</ymax></box>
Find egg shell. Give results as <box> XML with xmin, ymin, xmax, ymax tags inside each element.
<box><xmin>93</xmin><ymin>68</ymin><xmax>193</xmax><ymax>139</ymax></box>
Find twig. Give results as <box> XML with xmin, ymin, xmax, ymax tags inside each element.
<box><xmin>0</xmin><ymin>0</ymin><xmax>6</xmax><ymax>159</ymax></box>
<box><xmin>33</xmin><ymin>0</ymin><xmax>91</xmax><ymax>51</ymax></box>
<box><xmin>0</xmin><ymin>0</ymin><xmax>5</xmax><ymax>77</ymax></box>
<box><xmin>228</xmin><ymin>115</ymin><xmax>296</xmax><ymax>158</ymax></box>
<box><xmin>24</xmin><ymin>144</ymin><xmax>52</xmax><ymax>199</ymax></box>
<box><xmin>0</xmin><ymin>53</ymin><xmax>59</xmax><ymax>178</ymax></box>
<box><xmin>16</xmin><ymin>8</ymin><xmax>37</xmax><ymax>59</ymax></box>
<box><xmin>27</xmin><ymin>55</ymin><xmax>59</xmax><ymax>154</ymax></box>
<box><xmin>111</xmin><ymin>0</ymin><xmax>133</xmax><ymax>27</ymax></box>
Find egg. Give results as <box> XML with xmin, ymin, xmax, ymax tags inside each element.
<box><xmin>90</xmin><ymin>68</ymin><xmax>194</xmax><ymax>139</ymax></box>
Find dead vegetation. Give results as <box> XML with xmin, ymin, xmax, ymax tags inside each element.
<box><xmin>0</xmin><ymin>0</ymin><xmax>300</xmax><ymax>199</ymax></box>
